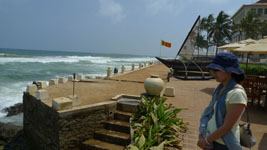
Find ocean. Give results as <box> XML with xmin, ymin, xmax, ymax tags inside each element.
<box><xmin>0</xmin><ymin>48</ymin><xmax>156</xmax><ymax>118</ymax></box>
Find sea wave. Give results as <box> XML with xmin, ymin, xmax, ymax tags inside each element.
<box><xmin>0</xmin><ymin>55</ymin><xmax>156</xmax><ymax>64</ymax></box>
<box><xmin>0</xmin><ymin>53</ymin><xmax>20</xmax><ymax>57</ymax></box>
<box><xmin>0</xmin><ymin>81</ymin><xmax>29</xmax><ymax>117</ymax></box>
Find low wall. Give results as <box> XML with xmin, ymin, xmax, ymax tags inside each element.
<box><xmin>23</xmin><ymin>92</ymin><xmax>116</xmax><ymax>150</ymax></box>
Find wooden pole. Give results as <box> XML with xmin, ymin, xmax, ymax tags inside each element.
<box><xmin>73</xmin><ymin>73</ymin><xmax>76</xmax><ymax>96</ymax></box>
<box><xmin>245</xmin><ymin>53</ymin><xmax>250</xmax><ymax>72</ymax></box>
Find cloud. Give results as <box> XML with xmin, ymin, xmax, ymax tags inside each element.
<box><xmin>99</xmin><ymin>0</ymin><xmax>126</xmax><ymax>24</ymax></box>
<box><xmin>199</xmin><ymin>0</ymin><xmax>231</xmax><ymax>4</ymax></box>
<box><xmin>145</xmin><ymin>0</ymin><xmax>184</xmax><ymax>16</ymax></box>
<box><xmin>225</xmin><ymin>9</ymin><xmax>235</xmax><ymax>16</ymax></box>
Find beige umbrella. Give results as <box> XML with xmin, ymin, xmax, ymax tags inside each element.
<box><xmin>234</xmin><ymin>37</ymin><xmax>267</xmax><ymax>70</ymax></box>
<box><xmin>218</xmin><ymin>42</ymin><xmax>246</xmax><ymax>51</ymax></box>
<box><xmin>218</xmin><ymin>38</ymin><xmax>256</xmax><ymax>51</ymax></box>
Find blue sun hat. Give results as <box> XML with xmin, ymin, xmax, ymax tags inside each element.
<box><xmin>207</xmin><ymin>53</ymin><xmax>244</xmax><ymax>75</ymax></box>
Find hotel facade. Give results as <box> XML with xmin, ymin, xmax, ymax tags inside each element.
<box><xmin>231</xmin><ymin>0</ymin><xmax>267</xmax><ymax>42</ymax></box>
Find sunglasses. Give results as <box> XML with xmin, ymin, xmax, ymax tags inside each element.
<box><xmin>210</xmin><ymin>69</ymin><xmax>220</xmax><ymax>72</ymax></box>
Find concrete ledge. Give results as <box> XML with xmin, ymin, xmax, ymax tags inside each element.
<box><xmin>95</xmin><ymin>76</ymin><xmax>104</xmax><ymax>79</ymax></box>
<box><xmin>58</xmin><ymin>101</ymin><xmax>117</xmax><ymax>118</ymax></box>
<box><xmin>111</xmin><ymin>94</ymin><xmax>141</xmax><ymax>100</ymax></box>
<box><xmin>58</xmin><ymin>77</ymin><xmax>67</xmax><ymax>83</ymax></box>
<box><xmin>68</xmin><ymin>75</ymin><xmax>74</xmax><ymax>81</ymax></box>
<box><xmin>85</xmin><ymin>74</ymin><xmax>92</xmax><ymax>79</ymax></box>
<box><xmin>164</xmin><ymin>87</ymin><xmax>175</xmax><ymax>97</ymax></box>
<box><xmin>36</xmin><ymin>89</ymin><xmax>49</xmax><ymax>100</ymax></box>
<box><xmin>26</xmin><ymin>84</ymin><xmax>37</xmax><ymax>94</ymax></box>
<box><xmin>49</xmin><ymin>79</ymin><xmax>58</xmax><ymax>86</ymax></box>
<box><xmin>37</xmin><ymin>81</ymin><xmax>47</xmax><ymax>88</ymax></box>
<box><xmin>77</xmin><ymin>74</ymin><xmax>83</xmax><ymax>81</ymax></box>
<box><xmin>52</xmin><ymin>97</ymin><xmax>72</xmax><ymax>111</ymax></box>
<box><xmin>68</xmin><ymin>95</ymin><xmax>80</xmax><ymax>107</ymax></box>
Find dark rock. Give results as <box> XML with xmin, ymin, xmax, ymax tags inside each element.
<box><xmin>0</xmin><ymin>122</ymin><xmax>22</xmax><ymax>147</ymax></box>
<box><xmin>3</xmin><ymin>103</ymin><xmax>23</xmax><ymax>117</ymax></box>
<box><xmin>4</xmin><ymin>130</ymin><xmax>30</xmax><ymax>150</ymax></box>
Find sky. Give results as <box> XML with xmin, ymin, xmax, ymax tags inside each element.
<box><xmin>0</xmin><ymin>0</ymin><xmax>259</xmax><ymax>57</ymax></box>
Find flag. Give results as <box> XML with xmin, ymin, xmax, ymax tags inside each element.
<box><xmin>161</xmin><ymin>40</ymin><xmax>171</xmax><ymax>48</ymax></box>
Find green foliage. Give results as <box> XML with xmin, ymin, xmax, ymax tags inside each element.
<box><xmin>200</xmin><ymin>11</ymin><xmax>232</xmax><ymax>55</ymax></box>
<box><xmin>239</xmin><ymin>11</ymin><xmax>261</xmax><ymax>39</ymax></box>
<box><xmin>209</xmin><ymin>11</ymin><xmax>232</xmax><ymax>54</ymax></box>
<box><xmin>200</xmin><ymin>14</ymin><xmax>215</xmax><ymax>57</ymax></box>
<box><xmin>127</xmin><ymin>96</ymin><xmax>187</xmax><ymax>150</ymax></box>
<box><xmin>240</xmin><ymin>64</ymin><xmax>267</xmax><ymax>76</ymax></box>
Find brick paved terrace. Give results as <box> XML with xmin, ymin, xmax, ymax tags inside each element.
<box><xmin>165</xmin><ymin>77</ymin><xmax>267</xmax><ymax>150</ymax></box>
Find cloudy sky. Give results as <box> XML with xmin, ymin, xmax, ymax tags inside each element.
<box><xmin>0</xmin><ymin>0</ymin><xmax>258</xmax><ymax>57</ymax></box>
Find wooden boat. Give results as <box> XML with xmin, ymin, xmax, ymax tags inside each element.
<box><xmin>156</xmin><ymin>16</ymin><xmax>214</xmax><ymax>80</ymax></box>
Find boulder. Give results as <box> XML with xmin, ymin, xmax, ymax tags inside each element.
<box><xmin>3</xmin><ymin>103</ymin><xmax>23</xmax><ymax>117</ymax></box>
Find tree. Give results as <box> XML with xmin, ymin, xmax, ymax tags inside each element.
<box><xmin>239</xmin><ymin>11</ymin><xmax>261</xmax><ymax>39</ymax></box>
<box><xmin>232</xmin><ymin>23</ymin><xmax>243</xmax><ymax>41</ymax></box>
<box><xmin>200</xmin><ymin>14</ymin><xmax>214</xmax><ymax>57</ymax></box>
<box><xmin>259</xmin><ymin>21</ymin><xmax>267</xmax><ymax>38</ymax></box>
<box><xmin>209</xmin><ymin>11</ymin><xmax>232</xmax><ymax>54</ymax></box>
<box><xmin>196</xmin><ymin>33</ymin><xmax>207</xmax><ymax>57</ymax></box>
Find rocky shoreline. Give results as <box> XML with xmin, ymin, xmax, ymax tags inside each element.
<box><xmin>0</xmin><ymin>103</ymin><xmax>24</xmax><ymax>149</ymax></box>
<box><xmin>3</xmin><ymin>103</ymin><xmax>23</xmax><ymax>117</ymax></box>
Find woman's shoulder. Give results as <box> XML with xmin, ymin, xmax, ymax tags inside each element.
<box><xmin>232</xmin><ymin>84</ymin><xmax>245</xmax><ymax>92</ymax></box>
<box><xmin>227</xmin><ymin>84</ymin><xmax>247</xmax><ymax>104</ymax></box>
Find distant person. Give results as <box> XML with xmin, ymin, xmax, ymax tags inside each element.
<box><xmin>114</xmin><ymin>67</ymin><xmax>118</xmax><ymax>74</ymax></box>
<box><xmin>167</xmin><ymin>68</ymin><xmax>173</xmax><ymax>82</ymax></box>
<box><xmin>32</xmin><ymin>81</ymin><xmax>41</xmax><ymax>89</ymax></box>
<box><xmin>197</xmin><ymin>53</ymin><xmax>247</xmax><ymax>150</ymax></box>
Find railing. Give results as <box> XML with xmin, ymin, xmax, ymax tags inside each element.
<box><xmin>241</xmin><ymin>75</ymin><xmax>267</xmax><ymax>107</ymax></box>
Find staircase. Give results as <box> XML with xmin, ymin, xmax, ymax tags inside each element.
<box><xmin>81</xmin><ymin>101</ymin><xmax>137</xmax><ymax>150</ymax></box>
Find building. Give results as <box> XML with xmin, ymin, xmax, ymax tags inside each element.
<box><xmin>231</xmin><ymin>0</ymin><xmax>267</xmax><ymax>42</ymax></box>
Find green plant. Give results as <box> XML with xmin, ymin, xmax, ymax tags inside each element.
<box><xmin>128</xmin><ymin>96</ymin><xmax>187</xmax><ymax>150</ymax></box>
<box><xmin>240</xmin><ymin>64</ymin><xmax>267</xmax><ymax>76</ymax></box>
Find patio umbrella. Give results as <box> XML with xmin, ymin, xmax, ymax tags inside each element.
<box><xmin>234</xmin><ymin>37</ymin><xmax>267</xmax><ymax>70</ymax></box>
<box><xmin>218</xmin><ymin>38</ymin><xmax>256</xmax><ymax>51</ymax></box>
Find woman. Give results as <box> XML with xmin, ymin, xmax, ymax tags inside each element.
<box><xmin>197</xmin><ymin>53</ymin><xmax>247</xmax><ymax>150</ymax></box>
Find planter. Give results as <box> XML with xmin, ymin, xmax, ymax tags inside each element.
<box><xmin>144</xmin><ymin>75</ymin><xmax>164</xmax><ymax>96</ymax></box>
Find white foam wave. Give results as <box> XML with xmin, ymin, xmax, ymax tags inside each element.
<box><xmin>0</xmin><ymin>81</ymin><xmax>30</xmax><ymax>117</ymax></box>
<box><xmin>0</xmin><ymin>56</ymin><xmax>79</xmax><ymax>64</ymax></box>
<box><xmin>0</xmin><ymin>55</ymin><xmax>156</xmax><ymax>64</ymax></box>
<box><xmin>68</xmin><ymin>56</ymin><xmax>112</xmax><ymax>64</ymax></box>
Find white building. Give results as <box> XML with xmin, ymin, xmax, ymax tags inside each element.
<box><xmin>231</xmin><ymin>0</ymin><xmax>267</xmax><ymax>42</ymax></box>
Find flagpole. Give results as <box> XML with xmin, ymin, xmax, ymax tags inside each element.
<box><xmin>160</xmin><ymin>40</ymin><xmax>162</xmax><ymax>57</ymax></box>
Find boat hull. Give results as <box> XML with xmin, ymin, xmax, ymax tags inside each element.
<box><xmin>155</xmin><ymin>57</ymin><xmax>214</xmax><ymax>80</ymax></box>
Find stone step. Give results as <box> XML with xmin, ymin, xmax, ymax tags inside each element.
<box><xmin>81</xmin><ymin>139</ymin><xmax>125</xmax><ymax>150</ymax></box>
<box><xmin>104</xmin><ymin>119</ymin><xmax>130</xmax><ymax>134</ymax></box>
<box><xmin>94</xmin><ymin>129</ymin><xmax>130</xmax><ymax>146</ymax></box>
<box><xmin>114</xmin><ymin>110</ymin><xmax>133</xmax><ymax>122</ymax></box>
<box><xmin>116</xmin><ymin>100</ymin><xmax>139</xmax><ymax>113</ymax></box>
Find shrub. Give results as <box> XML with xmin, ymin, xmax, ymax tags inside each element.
<box><xmin>240</xmin><ymin>64</ymin><xmax>267</xmax><ymax>76</ymax></box>
<box><xmin>127</xmin><ymin>96</ymin><xmax>187</xmax><ymax>150</ymax></box>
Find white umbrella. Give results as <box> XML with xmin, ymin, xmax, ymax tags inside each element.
<box><xmin>234</xmin><ymin>37</ymin><xmax>267</xmax><ymax>70</ymax></box>
<box><xmin>218</xmin><ymin>38</ymin><xmax>256</xmax><ymax>51</ymax></box>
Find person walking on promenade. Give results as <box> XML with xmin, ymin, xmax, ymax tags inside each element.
<box><xmin>197</xmin><ymin>53</ymin><xmax>247</xmax><ymax>150</ymax></box>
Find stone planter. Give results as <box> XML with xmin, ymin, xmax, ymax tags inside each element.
<box><xmin>144</xmin><ymin>75</ymin><xmax>164</xmax><ymax>96</ymax></box>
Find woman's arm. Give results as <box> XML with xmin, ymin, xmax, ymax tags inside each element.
<box><xmin>207</xmin><ymin>103</ymin><xmax>245</xmax><ymax>142</ymax></box>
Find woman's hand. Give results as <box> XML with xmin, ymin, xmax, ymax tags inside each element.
<box><xmin>197</xmin><ymin>136</ymin><xmax>207</xmax><ymax>149</ymax></box>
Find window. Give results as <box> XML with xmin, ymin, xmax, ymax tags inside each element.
<box><xmin>251</xmin><ymin>8</ymin><xmax>256</xmax><ymax>13</ymax></box>
<box><xmin>265</xmin><ymin>8</ymin><xmax>267</xmax><ymax>14</ymax></box>
<box><xmin>258</xmin><ymin>8</ymin><xmax>263</xmax><ymax>15</ymax></box>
